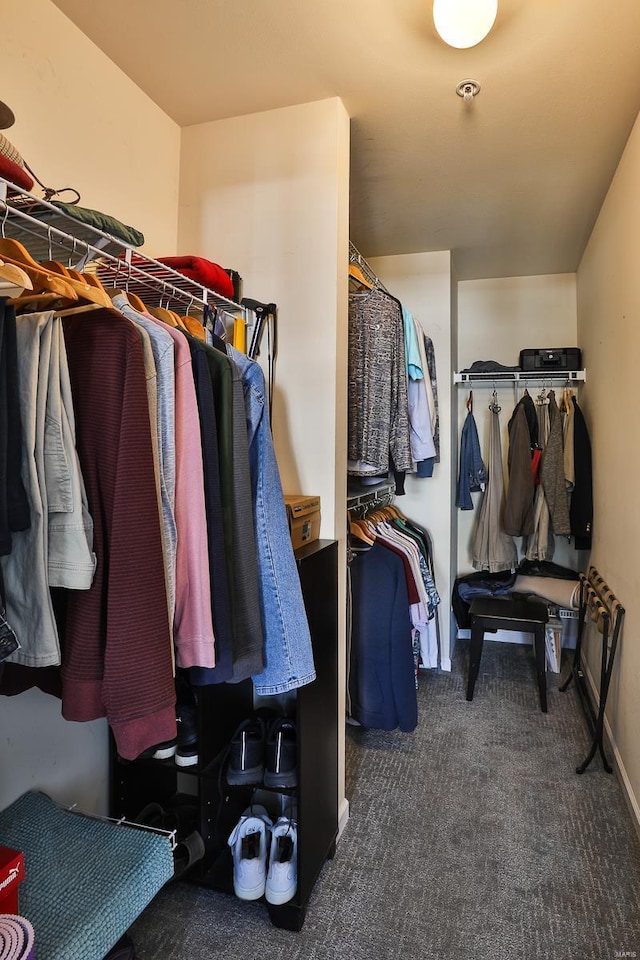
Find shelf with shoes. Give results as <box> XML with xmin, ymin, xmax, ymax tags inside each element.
<box><xmin>109</xmin><ymin>539</ymin><xmax>339</xmax><ymax>932</ymax></box>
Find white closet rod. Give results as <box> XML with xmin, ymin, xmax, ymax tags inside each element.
<box><xmin>0</xmin><ymin>178</ymin><xmax>246</xmax><ymax>317</ymax></box>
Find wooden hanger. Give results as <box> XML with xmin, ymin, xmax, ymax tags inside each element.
<box><xmin>148</xmin><ymin>306</ymin><xmax>180</xmax><ymax>328</ymax></box>
<box><xmin>40</xmin><ymin>260</ymin><xmax>113</xmax><ymax>308</ymax></box>
<box><xmin>0</xmin><ymin>259</ymin><xmax>32</xmax><ymax>291</ymax></box>
<box><xmin>67</xmin><ymin>269</ymin><xmax>114</xmax><ymax>308</ymax></box>
<box><xmin>349</xmin><ymin>518</ymin><xmax>375</xmax><ymax>545</ymax></box>
<box><xmin>0</xmin><ymin>239</ymin><xmax>78</xmax><ymax>301</ymax></box>
<box><xmin>182</xmin><ymin>315</ymin><xmax>206</xmax><ymax>340</ymax></box>
<box><xmin>106</xmin><ymin>288</ymin><xmax>149</xmax><ymax>313</ymax></box>
<box><xmin>348</xmin><ymin>263</ymin><xmax>374</xmax><ymax>291</ymax></box>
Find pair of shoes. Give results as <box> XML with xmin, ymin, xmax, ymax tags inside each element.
<box><xmin>227</xmin><ymin>805</ymin><xmax>298</xmax><ymax>904</ymax></box>
<box><xmin>227</xmin><ymin>717</ymin><xmax>297</xmax><ymax>788</ymax></box>
<box><xmin>131</xmin><ymin>701</ymin><xmax>197</xmax><ymax>765</ymax></box>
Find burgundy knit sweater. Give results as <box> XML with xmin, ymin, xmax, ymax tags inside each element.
<box><xmin>61</xmin><ymin>309</ymin><xmax>176</xmax><ymax>759</ymax></box>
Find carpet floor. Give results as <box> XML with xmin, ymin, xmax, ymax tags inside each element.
<box><xmin>129</xmin><ymin>640</ymin><xmax>640</xmax><ymax>959</ymax></box>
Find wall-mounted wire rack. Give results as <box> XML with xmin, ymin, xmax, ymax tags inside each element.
<box><xmin>453</xmin><ymin>369</ymin><xmax>587</xmax><ymax>385</ymax></box>
<box><xmin>349</xmin><ymin>239</ymin><xmax>388</xmax><ymax>292</ymax></box>
<box><xmin>346</xmin><ymin>478</ymin><xmax>396</xmax><ymax>517</ymax></box>
<box><xmin>0</xmin><ymin>179</ymin><xmax>247</xmax><ymax>317</ymax></box>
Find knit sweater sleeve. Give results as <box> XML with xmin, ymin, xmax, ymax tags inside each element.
<box><xmin>61</xmin><ymin>312</ymin><xmax>176</xmax><ymax>760</ymax></box>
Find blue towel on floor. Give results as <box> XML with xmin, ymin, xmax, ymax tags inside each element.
<box><xmin>0</xmin><ymin>791</ymin><xmax>173</xmax><ymax>960</ymax></box>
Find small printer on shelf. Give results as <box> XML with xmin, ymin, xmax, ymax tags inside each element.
<box><xmin>520</xmin><ymin>347</ymin><xmax>582</xmax><ymax>372</ymax></box>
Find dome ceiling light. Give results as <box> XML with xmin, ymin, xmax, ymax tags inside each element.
<box><xmin>433</xmin><ymin>0</ymin><xmax>498</xmax><ymax>49</ymax></box>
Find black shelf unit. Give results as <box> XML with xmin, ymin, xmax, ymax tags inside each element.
<box><xmin>110</xmin><ymin>538</ymin><xmax>338</xmax><ymax>932</ymax></box>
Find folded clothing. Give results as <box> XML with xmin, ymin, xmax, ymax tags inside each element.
<box><xmin>0</xmin><ymin>154</ymin><xmax>33</xmax><ymax>193</ymax></box>
<box><xmin>47</xmin><ymin>202</ymin><xmax>145</xmax><ymax>247</ymax></box>
<box><xmin>157</xmin><ymin>255</ymin><xmax>234</xmax><ymax>300</ymax></box>
<box><xmin>514</xmin><ymin>575</ymin><xmax>580</xmax><ymax>610</ymax></box>
<box><xmin>0</xmin><ymin>914</ymin><xmax>35</xmax><ymax>960</ymax></box>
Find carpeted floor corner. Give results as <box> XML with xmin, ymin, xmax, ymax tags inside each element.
<box><xmin>129</xmin><ymin>641</ymin><xmax>640</xmax><ymax>959</ymax></box>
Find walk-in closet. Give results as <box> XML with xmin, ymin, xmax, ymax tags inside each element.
<box><xmin>2</xmin><ymin>1</ymin><xmax>640</xmax><ymax>958</ymax></box>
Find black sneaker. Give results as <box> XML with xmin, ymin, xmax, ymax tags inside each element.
<box><xmin>132</xmin><ymin>739</ymin><xmax>177</xmax><ymax>761</ymax></box>
<box><xmin>175</xmin><ymin>701</ymin><xmax>199</xmax><ymax>767</ymax></box>
<box><xmin>264</xmin><ymin>719</ymin><xmax>297</xmax><ymax>789</ymax></box>
<box><xmin>227</xmin><ymin>717</ymin><xmax>266</xmax><ymax>785</ymax></box>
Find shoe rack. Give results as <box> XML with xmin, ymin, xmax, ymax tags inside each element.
<box><xmin>109</xmin><ymin>538</ymin><xmax>339</xmax><ymax>932</ymax></box>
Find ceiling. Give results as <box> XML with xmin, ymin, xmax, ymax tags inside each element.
<box><xmin>52</xmin><ymin>0</ymin><xmax>640</xmax><ymax>280</ymax></box>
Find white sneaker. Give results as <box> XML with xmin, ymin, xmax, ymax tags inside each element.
<box><xmin>227</xmin><ymin>806</ymin><xmax>272</xmax><ymax>900</ymax></box>
<box><xmin>265</xmin><ymin>815</ymin><xmax>297</xmax><ymax>905</ymax></box>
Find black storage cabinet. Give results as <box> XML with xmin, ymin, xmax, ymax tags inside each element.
<box><xmin>110</xmin><ymin>538</ymin><xmax>339</xmax><ymax>932</ymax></box>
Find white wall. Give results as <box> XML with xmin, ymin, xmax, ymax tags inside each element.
<box><xmin>456</xmin><ymin>274</ymin><xmax>579</xmax><ymax>581</ymax></box>
<box><xmin>178</xmin><ymin>98</ymin><xmax>351</xmax><ymax>820</ymax></box>
<box><xmin>0</xmin><ymin>0</ymin><xmax>182</xmax><ymax>815</ymax></box>
<box><xmin>577</xmin><ymin>109</ymin><xmax>640</xmax><ymax>825</ymax></box>
<box><xmin>369</xmin><ymin>252</ymin><xmax>454</xmax><ymax>669</ymax></box>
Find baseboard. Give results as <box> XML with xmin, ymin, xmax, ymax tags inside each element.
<box><xmin>581</xmin><ymin>657</ymin><xmax>640</xmax><ymax>842</ymax></box>
<box><xmin>338</xmin><ymin>797</ymin><xmax>350</xmax><ymax>839</ymax></box>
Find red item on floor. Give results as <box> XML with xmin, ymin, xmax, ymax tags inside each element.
<box><xmin>0</xmin><ymin>846</ymin><xmax>25</xmax><ymax>914</ymax></box>
<box><xmin>156</xmin><ymin>255</ymin><xmax>235</xmax><ymax>300</ymax></box>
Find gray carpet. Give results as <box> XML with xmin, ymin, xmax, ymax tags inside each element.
<box><xmin>130</xmin><ymin>641</ymin><xmax>640</xmax><ymax>959</ymax></box>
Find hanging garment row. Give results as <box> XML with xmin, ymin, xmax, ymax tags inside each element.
<box><xmin>347</xmin><ymin>503</ymin><xmax>441</xmax><ymax>733</ymax></box>
<box><xmin>0</xmin><ymin>239</ymin><xmax>315</xmax><ymax>761</ymax></box>
<box><xmin>456</xmin><ymin>384</ymin><xmax>592</xmax><ymax>572</ymax></box>
<box><xmin>347</xmin><ymin>262</ymin><xmax>439</xmax><ymax>493</ymax></box>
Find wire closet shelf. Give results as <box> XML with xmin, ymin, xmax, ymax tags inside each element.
<box><xmin>0</xmin><ymin>179</ymin><xmax>247</xmax><ymax>317</ymax></box>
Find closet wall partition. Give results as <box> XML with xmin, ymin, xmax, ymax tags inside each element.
<box><xmin>367</xmin><ymin>251</ymin><xmax>456</xmax><ymax>670</ymax></box>
<box><xmin>177</xmin><ymin>99</ymin><xmax>351</xmax><ymax>827</ymax></box>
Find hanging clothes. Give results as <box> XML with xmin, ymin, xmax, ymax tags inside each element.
<box><xmin>0</xmin><ymin>301</ymin><xmax>29</xmax><ymax>557</ymax></box>
<box><xmin>456</xmin><ymin>404</ymin><xmax>487</xmax><ymax>510</ymax></box>
<box><xmin>472</xmin><ymin>395</ymin><xmax>517</xmax><ymax>572</ymax></box>
<box><xmin>504</xmin><ymin>391</ymin><xmax>537</xmax><ymax>536</ymax></box>
<box><xmin>228</xmin><ymin>346</ymin><xmax>316</xmax><ymax>695</ymax></box>
<box><xmin>112</xmin><ymin>295</ymin><xmax>178</xmax><ymax>635</ymax></box>
<box><xmin>2</xmin><ymin>309</ymin><xmax>96</xmax><ymax>668</ymax></box>
<box><xmin>569</xmin><ymin>396</ymin><xmax>593</xmax><ymax>550</ymax></box>
<box><xmin>60</xmin><ymin>307</ymin><xmax>176</xmax><ymax>761</ymax></box>
<box><xmin>348</xmin><ymin>540</ymin><xmax>417</xmax><ymax>733</ymax></box>
<box><xmin>524</xmin><ymin>393</ymin><xmax>554</xmax><ymax>561</ymax></box>
<box><xmin>348</xmin><ymin>287</ymin><xmax>412</xmax><ymax>478</ymax></box>
<box><xmin>540</xmin><ymin>390</ymin><xmax>571</xmax><ymax>536</ymax></box>
<box><xmin>416</xmin><ymin>328</ymin><xmax>440</xmax><ymax>475</ymax></box>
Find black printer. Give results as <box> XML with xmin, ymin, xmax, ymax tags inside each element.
<box><xmin>519</xmin><ymin>347</ymin><xmax>582</xmax><ymax>372</ymax></box>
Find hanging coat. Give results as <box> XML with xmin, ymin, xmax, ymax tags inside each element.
<box><xmin>472</xmin><ymin>403</ymin><xmax>517</xmax><ymax>573</ymax></box>
<box><xmin>569</xmin><ymin>397</ymin><xmax>593</xmax><ymax>550</ymax></box>
<box><xmin>504</xmin><ymin>397</ymin><xmax>536</xmax><ymax>536</ymax></box>
<box><xmin>524</xmin><ymin>398</ymin><xmax>555</xmax><ymax>561</ymax></box>
<box><xmin>456</xmin><ymin>410</ymin><xmax>487</xmax><ymax>510</ymax></box>
<box><xmin>540</xmin><ymin>391</ymin><xmax>571</xmax><ymax>535</ymax></box>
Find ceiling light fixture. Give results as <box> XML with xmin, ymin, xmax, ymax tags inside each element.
<box><xmin>433</xmin><ymin>0</ymin><xmax>498</xmax><ymax>49</ymax></box>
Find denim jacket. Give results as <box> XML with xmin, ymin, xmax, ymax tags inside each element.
<box><xmin>228</xmin><ymin>347</ymin><xmax>315</xmax><ymax>694</ymax></box>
